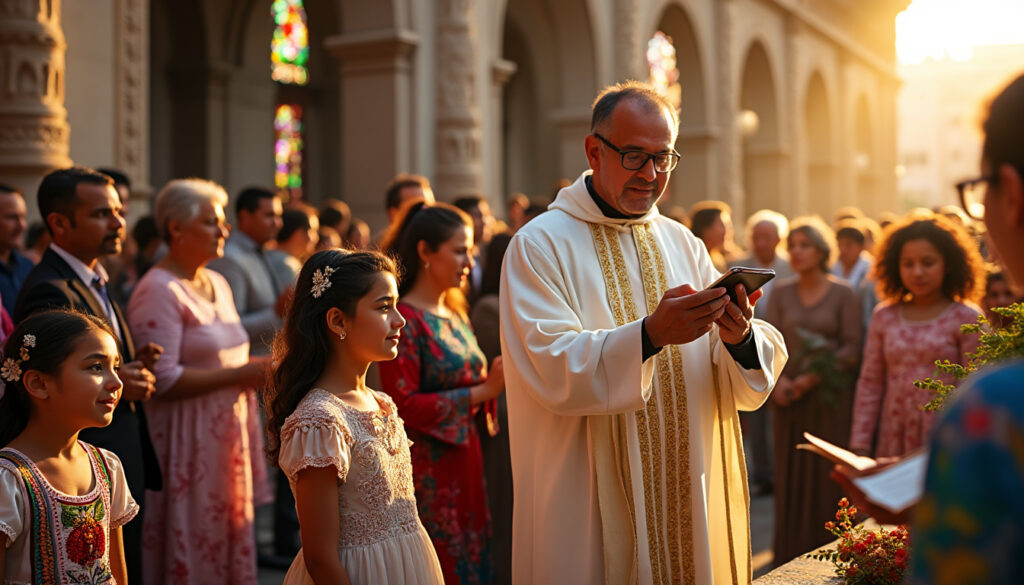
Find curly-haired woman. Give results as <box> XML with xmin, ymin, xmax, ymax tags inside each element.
<box><xmin>849</xmin><ymin>214</ymin><xmax>985</xmax><ymax>457</ymax></box>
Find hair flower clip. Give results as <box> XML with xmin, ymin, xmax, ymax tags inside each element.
<box><xmin>0</xmin><ymin>334</ymin><xmax>35</xmax><ymax>384</ymax></box>
<box><xmin>311</xmin><ymin>266</ymin><xmax>337</xmax><ymax>298</ymax></box>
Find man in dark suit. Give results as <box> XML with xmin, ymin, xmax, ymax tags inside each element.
<box><xmin>14</xmin><ymin>166</ymin><xmax>162</xmax><ymax>585</ymax></box>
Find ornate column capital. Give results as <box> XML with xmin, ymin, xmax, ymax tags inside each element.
<box><xmin>0</xmin><ymin>0</ymin><xmax>72</xmax><ymax>180</ymax></box>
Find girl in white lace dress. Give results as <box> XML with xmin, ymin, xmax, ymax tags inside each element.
<box><xmin>264</xmin><ymin>250</ymin><xmax>444</xmax><ymax>585</ymax></box>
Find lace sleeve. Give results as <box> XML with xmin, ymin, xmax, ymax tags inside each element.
<box><xmin>95</xmin><ymin>448</ymin><xmax>140</xmax><ymax>529</ymax></box>
<box><xmin>280</xmin><ymin>407</ymin><xmax>354</xmax><ymax>482</ymax></box>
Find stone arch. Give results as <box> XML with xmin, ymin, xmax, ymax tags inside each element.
<box><xmin>803</xmin><ymin>71</ymin><xmax>833</xmax><ymax>217</ymax></box>
<box><xmin>500</xmin><ymin>0</ymin><xmax>598</xmax><ymax>200</ymax></box>
<box><xmin>217</xmin><ymin>0</ymin><xmax>342</xmax><ymax>203</ymax></box>
<box><xmin>739</xmin><ymin>39</ymin><xmax>783</xmax><ymax>216</ymax></box>
<box><xmin>652</xmin><ymin>2</ymin><xmax>708</xmax><ymax>208</ymax></box>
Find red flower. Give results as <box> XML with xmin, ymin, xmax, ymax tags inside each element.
<box><xmin>65</xmin><ymin>519</ymin><xmax>105</xmax><ymax>566</ymax></box>
<box><xmin>838</xmin><ymin>498</ymin><xmax>850</xmax><ymax>508</ymax></box>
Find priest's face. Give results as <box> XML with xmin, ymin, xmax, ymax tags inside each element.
<box><xmin>586</xmin><ymin>98</ymin><xmax>676</xmax><ymax>216</ymax></box>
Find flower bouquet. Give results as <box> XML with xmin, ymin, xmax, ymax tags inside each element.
<box><xmin>807</xmin><ymin>498</ymin><xmax>909</xmax><ymax>585</ymax></box>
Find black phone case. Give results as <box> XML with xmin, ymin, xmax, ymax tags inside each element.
<box><xmin>710</xmin><ymin>268</ymin><xmax>775</xmax><ymax>305</ymax></box>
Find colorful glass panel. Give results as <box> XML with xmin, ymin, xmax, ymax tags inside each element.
<box><xmin>647</xmin><ymin>31</ymin><xmax>682</xmax><ymax>111</ymax></box>
<box><xmin>271</xmin><ymin>0</ymin><xmax>309</xmax><ymax>85</ymax></box>
<box><xmin>274</xmin><ymin>104</ymin><xmax>303</xmax><ymax>198</ymax></box>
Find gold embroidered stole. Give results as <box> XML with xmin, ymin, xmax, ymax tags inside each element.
<box><xmin>588</xmin><ymin>222</ymin><xmax>695</xmax><ymax>585</ymax></box>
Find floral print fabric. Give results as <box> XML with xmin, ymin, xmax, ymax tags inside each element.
<box><xmin>850</xmin><ymin>302</ymin><xmax>981</xmax><ymax>457</ymax></box>
<box><xmin>909</xmin><ymin>360</ymin><xmax>1024</xmax><ymax>585</ymax></box>
<box><xmin>378</xmin><ymin>303</ymin><xmax>494</xmax><ymax>585</ymax></box>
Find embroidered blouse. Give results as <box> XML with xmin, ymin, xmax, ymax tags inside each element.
<box><xmin>0</xmin><ymin>442</ymin><xmax>137</xmax><ymax>585</ymax></box>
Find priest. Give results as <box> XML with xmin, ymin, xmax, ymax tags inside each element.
<box><xmin>499</xmin><ymin>81</ymin><xmax>788</xmax><ymax>585</ymax></box>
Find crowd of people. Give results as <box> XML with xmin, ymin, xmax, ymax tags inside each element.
<box><xmin>0</xmin><ymin>73</ymin><xmax>1021</xmax><ymax>585</ymax></box>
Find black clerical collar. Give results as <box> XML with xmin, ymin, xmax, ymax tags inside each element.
<box><xmin>585</xmin><ymin>175</ymin><xmax>645</xmax><ymax>220</ymax></box>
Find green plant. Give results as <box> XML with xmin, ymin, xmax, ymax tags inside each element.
<box><xmin>808</xmin><ymin>498</ymin><xmax>910</xmax><ymax>585</ymax></box>
<box><xmin>915</xmin><ymin>302</ymin><xmax>1024</xmax><ymax>412</ymax></box>
<box><xmin>793</xmin><ymin>328</ymin><xmax>855</xmax><ymax>409</ymax></box>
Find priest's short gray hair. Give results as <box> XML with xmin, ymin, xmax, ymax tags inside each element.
<box><xmin>154</xmin><ymin>178</ymin><xmax>229</xmax><ymax>242</ymax></box>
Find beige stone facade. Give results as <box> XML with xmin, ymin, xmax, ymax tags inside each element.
<box><xmin>1</xmin><ymin>0</ymin><xmax>906</xmax><ymax>228</ymax></box>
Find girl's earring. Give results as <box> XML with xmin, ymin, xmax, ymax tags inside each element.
<box><xmin>424</xmin><ymin>262</ymin><xmax>431</xmax><ymax>270</ymax></box>
<box><xmin>339</xmin><ymin>331</ymin><xmax>347</xmax><ymax>341</ymax></box>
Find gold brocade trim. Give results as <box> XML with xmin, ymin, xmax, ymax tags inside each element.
<box><xmin>588</xmin><ymin>224</ymin><xmax>641</xmax><ymax>575</ymax></box>
<box><xmin>602</xmin><ymin>225</ymin><xmax>667</xmax><ymax>585</ymax></box>
<box><xmin>713</xmin><ymin>367</ymin><xmax>741</xmax><ymax>585</ymax></box>
<box><xmin>634</xmin><ymin>224</ymin><xmax>695</xmax><ymax>583</ymax></box>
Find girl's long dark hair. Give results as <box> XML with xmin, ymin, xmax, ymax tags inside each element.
<box><xmin>0</xmin><ymin>309</ymin><xmax>116</xmax><ymax>447</ymax></box>
<box><xmin>264</xmin><ymin>248</ymin><xmax>399</xmax><ymax>465</ymax></box>
<box><xmin>379</xmin><ymin>200</ymin><xmax>473</xmax><ymax>317</ymax></box>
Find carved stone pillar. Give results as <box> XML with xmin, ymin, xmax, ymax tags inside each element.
<box><xmin>0</xmin><ymin>0</ymin><xmax>72</xmax><ymax>199</ymax></box>
<box><xmin>115</xmin><ymin>0</ymin><xmax>148</xmax><ymax>194</ymax></box>
<box><xmin>434</xmin><ymin>0</ymin><xmax>482</xmax><ymax>200</ymax></box>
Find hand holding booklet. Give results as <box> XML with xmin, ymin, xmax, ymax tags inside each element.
<box><xmin>798</xmin><ymin>432</ymin><xmax>928</xmax><ymax>515</ymax></box>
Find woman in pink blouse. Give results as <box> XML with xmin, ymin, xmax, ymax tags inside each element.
<box><xmin>849</xmin><ymin>215</ymin><xmax>986</xmax><ymax>457</ymax></box>
<box><xmin>127</xmin><ymin>179</ymin><xmax>271</xmax><ymax>585</ymax></box>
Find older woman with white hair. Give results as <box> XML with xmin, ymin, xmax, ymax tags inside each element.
<box><xmin>127</xmin><ymin>178</ymin><xmax>270</xmax><ymax>585</ymax></box>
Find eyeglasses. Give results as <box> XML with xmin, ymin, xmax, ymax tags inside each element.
<box><xmin>956</xmin><ymin>174</ymin><xmax>994</xmax><ymax>220</ymax></box>
<box><xmin>593</xmin><ymin>133</ymin><xmax>681</xmax><ymax>173</ymax></box>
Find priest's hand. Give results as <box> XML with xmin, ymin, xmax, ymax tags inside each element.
<box><xmin>646</xmin><ymin>284</ymin><xmax>729</xmax><ymax>347</ymax></box>
<box><xmin>715</xmin><ymin>284</ymin><xmax>762</xmax><ymax>345</ymax></box>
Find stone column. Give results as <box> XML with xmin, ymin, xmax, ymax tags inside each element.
<box><xmin>434</xmin><ymin>0</ymin><xmax>482</xmax><ymax>200</ymax></box>
<box><xmin>486</xmin><ymin>58</ymin><xmax>515</xmax><ymax>205</ymax></box>
<box><xmin>326</xmin><ymin>28</ymin><xmax>418</xmax><ymax>230</ymax></box>
<box><xmin>715</xmin><ymin>0</ymin><xmax>742</xmax><ymax>217</ymax></box>
<box><xmin>614</xmin><ymin>0</ymin><xmax>644</xmax><ymax>81</ymax></box>
<box><xmin>0</xmin><ymin>0</ymin><xmax>72</xmax><ymax>200</ymax></box>
<box><xmin>114</xmin><ymin>0</ymin><xmax>148</xmax><ymax>198</ymax></box>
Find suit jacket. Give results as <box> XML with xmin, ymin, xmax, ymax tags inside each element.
<box><xmin>13</xmin><ymin>248</ymin><xmax>163</xmax><ymax>494</ymax></box>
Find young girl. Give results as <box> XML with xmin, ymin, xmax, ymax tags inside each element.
<box><xmin>0</xmin><ymin>309</ymin><xmax>138</xmax><ymax>584</ymax></box>
<box><xmin>850</xmin><ymin>215</ymin><xmax>985</xmax><ymax>457</ymax></box>
<box><xmin>264</xmin><ymin>249</ymin><xmax>444</xmax><ymax>585</ymax></box>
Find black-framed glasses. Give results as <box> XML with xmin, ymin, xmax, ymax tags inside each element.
<box><xmin>956</xmin><ymin>174</ymin><xmax>994</xmax><ymax>220</ymax></box>
<box><xmin>593</xmin><ymin>133</ymin><xmax>681</xmax><ymax>173</ymax></box>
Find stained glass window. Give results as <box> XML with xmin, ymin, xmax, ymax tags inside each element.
<box><xmin>271</xmin><ymin>0</ymin><xmax>309</xmax><ymax>85</ymax></box>
<box><xmin>647</xmin><ymin>31</ymin><xmax>682</xmax><ymax>111</ymax></box>
<box><xmin>275</xmin><ymin>104</ymin><xmax>303</xmax><ymax>198</ymax></box>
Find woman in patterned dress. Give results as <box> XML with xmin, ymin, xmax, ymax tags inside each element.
<box><xmin>379</xmin><ymin>201</ymin><xmax>506</xmax><ymax>585</ymax></box>
<box><xmin>849</xmin><ymin>215</ymin><xmax>985</xmax><ymax>457</ymax></box>
<box><xmin>127</xmin><ymin>179</ymin><xmax>271</xmax><ymax>584</ymax></box>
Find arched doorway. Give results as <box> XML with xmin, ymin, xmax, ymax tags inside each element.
<box><xmin>652</xmin><ymin>3</ymin><xmax>708</xmax><ymax>209</ymax></box>
<box><xmin>803</xmin><ymin>72</ymin><xmax>833</xmax><ymax>217</ymax></box>
<box><xmin>739</xmin><ymin>40</ymin><xmax>782</xmax><ymax>216</ymax></box>
<box><xmin>501</xmin><ymin>0</ymin><xmax>597</xmax><ymax>202</ymax></box>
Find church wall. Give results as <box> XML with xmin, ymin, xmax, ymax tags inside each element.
<box><xmin>63</xmin><ymin>0</ymin><xmax>116</xmax><ymax>174</ymax></box>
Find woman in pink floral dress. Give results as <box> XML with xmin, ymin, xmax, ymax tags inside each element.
<box><xmin>849</xmin><ymin>215</ymin><xmax>986</xmax><ymax>457</ymax></box>
<box><xmin>127</xmin><ymin>179</ymin><xmax>271</xmax><ymax>584</ymax></box>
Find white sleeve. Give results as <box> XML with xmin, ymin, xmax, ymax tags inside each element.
<box><xmin>0</xmin><ymin>465</ymin><xmax>25</xmax><ymax>548</ymax></box>
<box><xmin>96</xmin><ymin>448</ymin><xmax>139</xmax><ymax>529</ymax></box>
<box><xmin>499</xmin><ymin>233</ymin><xmax>655</xmax><ymax>417</ymax></box>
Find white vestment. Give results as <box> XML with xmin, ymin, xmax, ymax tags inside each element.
<box><xmin>500</xmin><ymin>172</ymin><xmax>787</xmax><ymax>585</ymax></box>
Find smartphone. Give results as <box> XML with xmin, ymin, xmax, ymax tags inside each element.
<box><xmin>707</xmin><ymin>267</ymin><xmax>776</xmax><ymax>305</ymax></box>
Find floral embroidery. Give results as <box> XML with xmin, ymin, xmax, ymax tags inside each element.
<box><xmin>377</xmin><ymin>303</ymin><xmax>494</xmax><ymax>584</ymax></box>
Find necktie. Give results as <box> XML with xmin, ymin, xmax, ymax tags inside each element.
<box><xmin>92</xmin><ymin>275</ymin><xmax>116</xmax><ymax>322</ymax></box>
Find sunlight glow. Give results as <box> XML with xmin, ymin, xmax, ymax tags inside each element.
<box><xmin>896</xmin><ymin>0</ymin><xmax>1024</xmax><ymax>64</ymax></box>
